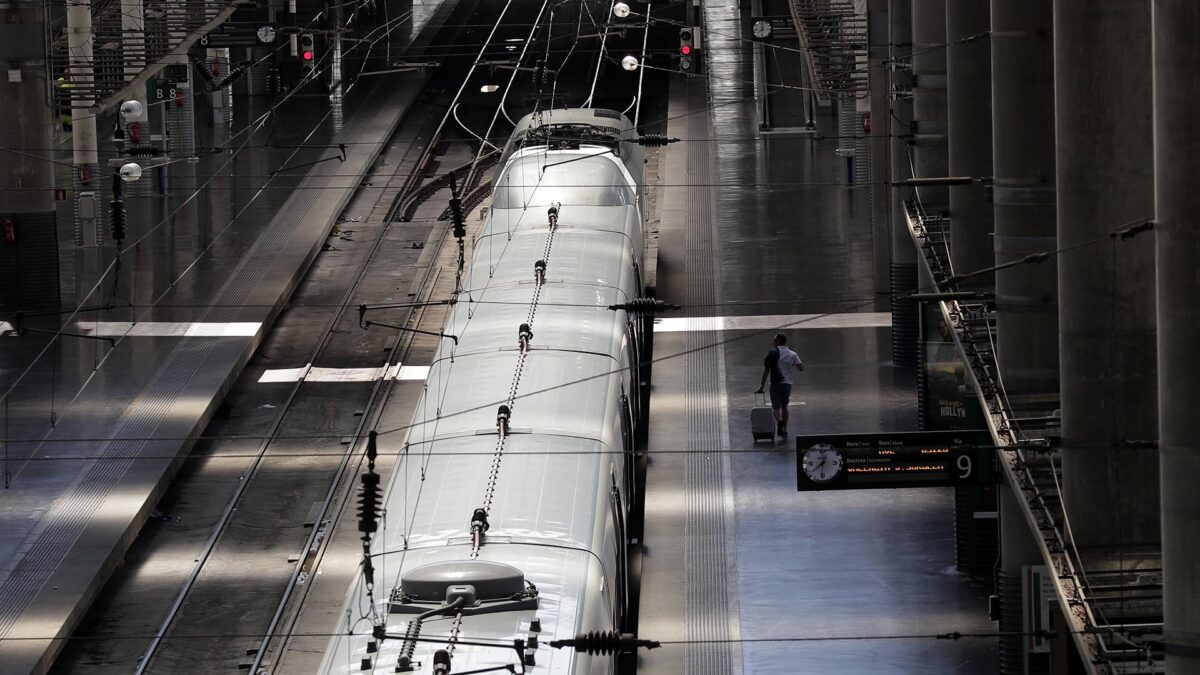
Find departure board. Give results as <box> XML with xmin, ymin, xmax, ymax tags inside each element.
<box><xmin>795</xmin><ymin>430</ymin><xmax>995</xmax><ymax>491</ymax></box>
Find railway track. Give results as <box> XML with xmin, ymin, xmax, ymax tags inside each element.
<box><xmin>50</xmin><ymin>2</ymin><xmax>649</xmax><ymax>671</ymax></box>
<box><xmin>130</xmin><ymin>101</ymin><xmax>465</xmax><ymax>674</ymax></box>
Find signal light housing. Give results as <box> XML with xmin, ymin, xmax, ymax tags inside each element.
<box><xmin>299</xmin><ymin>33</ymin><xmax>316</xmax><ymax>76</ymax></box>
<box><xmin>678</xmin><ymin>27</ymin><xmax>701</xmax><ymax>73</ymax></box>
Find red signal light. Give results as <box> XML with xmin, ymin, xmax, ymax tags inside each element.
<box><xmin>303</xmin><ymin>50</ymin><xmax>314</xmax><ymax>61</ymax></box>
<box><xmin>680</xmin><ymin>45</ymin><xmax>692</xmax><ymax>56</ymax></box>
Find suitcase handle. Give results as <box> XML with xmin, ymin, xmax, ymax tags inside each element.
<box><xmin>755</xmin><ymin>391</ymin><xmax>767</xmax><ymax>406</ymax></box>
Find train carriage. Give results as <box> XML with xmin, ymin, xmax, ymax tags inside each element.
<box><xmin>320</xmin><ymin>108</ymin><xmax>646</xmax><ymax>675</ymax></box>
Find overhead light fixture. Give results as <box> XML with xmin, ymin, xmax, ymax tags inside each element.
<box><xmin>614</xmin><ymin>2</ymin><xmax>631</xmax><ymax>18</ymax></box>
<box><xmin>480</xmin><ymin>84</ymin><xmax>499</xmax><ymax>93</ymax></box>
<box><xmin>621</xmin><ymin>55</ymin><xmax>639</xmax><ymax>71</ymax></box>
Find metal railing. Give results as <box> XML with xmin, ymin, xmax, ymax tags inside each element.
<box><xmin>51</xmin><ymin>0</ymin><xmax>242</xmax><ymax>111</ymax></box>
<box><xmin>904</xmin><ymin>199</ymin><xmax>1164</xmax><ymax>675</ymax></box>
<box><xmin>787</xmin><ymin>0</ymin><xmax>869</xmax><ymax>102</ymax></box>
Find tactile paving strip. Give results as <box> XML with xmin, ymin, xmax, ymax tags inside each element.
<box><xmin>682</xmin><ymin>81</ymin><xmax>742</xmax><ymax>673</ymax></box>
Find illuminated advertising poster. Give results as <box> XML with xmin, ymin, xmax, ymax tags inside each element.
<box><xmin>921</xmin><ymin>303</ymin><xmax>984</xmax><ymax>430</ymax></box>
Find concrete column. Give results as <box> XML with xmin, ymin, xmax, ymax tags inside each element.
<box><xmin>945</xmin><ymin>0</ymin><xmax>991</xmax><ymax>286</ymax></box>
<box><xmin>0</xmin><ymin>1</ymin><xmax>59</xmax><ymax>309</ymax></box>
<box><xmin>1055</xmin><ymin>0</ymin><xmax>1157</xmax><ymax>547</ymax></box>
<box><xmin>990</xmin><ymin>0</ymin><xmax>1058</xmax><ymax>407</ymax></box>
<box><xmin>120</xmin><ymin>0</ymin><xmax>149</xmax><ymax>127</ymax></box>
<box><xmin>889</xmin><ymin>0</ymin><xmax>918</xmax><ymax>368</ymax></box>
<box><xmin>868</xmin><ymin>0</ymin><xmax>891</xmax><ymax>299</ymax></box>
<box><xmin>909</xmin><ymin>0</ymin><xmax>947</xmax><ymax>209</ymax></box>
<box><xmin>1153</xmin><ymin>1</ymin><xmax>1200</xmax><ymax>668</ymax></box>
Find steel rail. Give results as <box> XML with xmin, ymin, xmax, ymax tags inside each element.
<box><xmin>133</xmin><ymin>82</ymin><xmax>429</xmax><ymax>675</ymax></box>
<box><xmin>255</xmin><ymin>2</ymin><xmax>534</xmax><ymax>664</ymax></box>
<box><xmin>245</xmin><ymin>113</ymin><xmax>460</xmax><ymax>675</ymax></box>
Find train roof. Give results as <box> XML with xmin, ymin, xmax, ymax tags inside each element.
<box><xmin>447</xmin><ymin>284</ymin><xmax>629</xmax><ymax>360</ymax></box>
<box><xmin>510</xmin><ymin>108</ymin><xmax>635</xmax><ymax>137</ymax></box>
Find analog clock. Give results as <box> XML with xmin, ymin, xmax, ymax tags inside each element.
<box><xmin>801</xmin><ymin>443</ymin><xmax>843</xmax><ymax>484</ymax></box>
<box><xmin>752</xmin><ymin>19</ymin><xmax>773</xmax><ymax>40</ymax></box>
<box><xmin>256</xmin><ymin>25</ymin><xmax>277</xmax><ymax>44</ymax></box>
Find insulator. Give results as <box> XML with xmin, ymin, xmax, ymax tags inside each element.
<box><xmin>547</xmin><ymin>206</ymin><xmax>559</xmax><ymax>227</ymax></box>
<box><xmin>361</xmin><ymin>539</ymin><xmax>376</xmax><ymax>586</ymax></box>
<box><xmin>608</xmin><ymin>297</ymin><xmax>682</xmax><ymax>313</ymax></box>
<box><xmin>449</xmin><ymin>197</ymin><xmax>465</xmax><ymax>238</ymax></box>
<box><xmin>191</xmin><ymin>57</ymin><xmax>215</xmax><ymax>85</ymax></box>
<box><xmin>533</xmin><ymin>259</ymin><xmax>546</xmax><ymax>284</ymax></box>
<box><xmin>471</xmin><ymin>507</ymin><xmax>490</xmax><ymax>533</ymax></box>
<box><xmin>215</xmin><ymin>63</ymin><xmax>248</xmax><ymax>90</ymax></box>
<box><xmin>636</xmin><ymin>134</ymin><xmax>675</xmax><ymax>147</ymax></box>
<box><xmin>549</xmin><ymin>630</ymin><xmax>660</xmax><ymax>655</ymax></box>
<box><xmin>110</xmin><ymin>199</ymin><xmax>127</xmax><ymax>243</ymax></box>
<box><xmin>518</xmin><ymin>323</ymin><xmax>533</xmax><ymax>348</ymax></box>
<box><xmin>366</xmin><ymin>430</ymin><xmax>378</xmax><ymax>467</ymax></box>
<box><xmin>361</xmin><ymin>657</ymin><xmax>372</xmax><ymax>670</ymax></box>
<box><xmin>357</xmin><ymin>471</ymin><xmax>382</xmax><ymax>535</ymax></box>
<box><xmin>127</xmin><ymin>144</ymin><xmax>161</xmax><ymax>157</ymax></box>
<box><xmin>497</xmin><ymin>405</ymin><xmax>511</xmax><ymax>433</ymax></box>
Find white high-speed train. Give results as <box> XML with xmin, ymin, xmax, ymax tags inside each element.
<box><xmin>320</xmin><ymin>108</ymin><xmax>647</xmax><ymax>674</ymax></box>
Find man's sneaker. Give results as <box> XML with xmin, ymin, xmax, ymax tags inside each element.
<box><xmin>777</xmin><ymin>424</ymin><xmax>787</xmax><ymax>438</ymax></box>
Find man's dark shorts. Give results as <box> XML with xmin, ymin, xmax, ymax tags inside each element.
<box><xmin>769</xmin><ymin>382</ymin><xmax>791</xmax><ymax>410</ymax></box>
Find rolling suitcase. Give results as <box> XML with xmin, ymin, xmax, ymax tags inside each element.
<box><xmin>751</xmin><ymin>392</ymin><xmax>776</xmax><ymax>441</ymax></box>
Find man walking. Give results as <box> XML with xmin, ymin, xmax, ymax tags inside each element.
<box><xmin>755</xmin><ymin>333</ymin><xmax>804</xmax><ymax>438</ymax></box>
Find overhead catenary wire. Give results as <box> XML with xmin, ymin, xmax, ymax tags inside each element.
<box><xmin>0</xmin><ymin>9</ymin><xmax>425</xmax><ymax>491</ymax></box>
<box><xmin>2</xmin><ymin>299</ymin><xmax>878</xmax><ymax>449</ymax></box>
<box><xmin>0</xmin><ymin>6</ymin><xmax>419</xmax><ymax>413</ymax></box>
<box><xmin>9</xmin><ymin>441</ymin><xmax>1146</xmax><ymax>463</ymax></box>
<box><xmin>5</xmin><ymin>5</ymin><xmax>1027</xmax><ymax>666</ymax></box>
<box><xmin>7</xmin><ymin>205</ymin><xmax>1166</xmax><ymax>452</ymax></box>
<box><xmin>0</xmin><ymin>627</ymin><xmax>1088</xmax><ymax>645</ymax></box>
<box><xmin>2</xmin><ymin>14</ymin><xmax>979</xmax><ymax>143</ymax></box>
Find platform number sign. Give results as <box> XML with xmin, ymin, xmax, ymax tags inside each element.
<box><xmin>795</xmin><ymin>430</ymin><xmax>995</xmax><ymax>491</ymax></box>
<box><xmin>151</xmin><ymin>64</ymin><xmax>190</xmax><ymax>101</ymax></box>
<box><xmin>151</xmin><ymin>80</ymin><xmax>177</xmax><ymax>101</ymax></box>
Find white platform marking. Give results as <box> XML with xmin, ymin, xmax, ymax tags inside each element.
<box><xmin>77</xmin><ymin>321</ymin><xmax>262</xmax><ymax>337</ymax></box>
<box><xmin>653</xmin><ymin>312</ymin><xmax>890</xmax><ymax>332</ymax></box>
<box><xmin>256</xmin><ymin>363</ymin><xmax>429</xmax><ymax>384</ymax></box>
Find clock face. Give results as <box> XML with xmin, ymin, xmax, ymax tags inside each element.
<box><xmin>257</xmin><ymin>25</ymin><xmax>276</xmax><ymax>44</ymax></box>
<box><xmin>752</xmin><ymin>19</ymin><xmax>772</xmax><ymax>39</ymax></box>
<box><xmin>802</xmin><ymin>444</ymin><xmax>843</xmax><ymax>484</ymax></box>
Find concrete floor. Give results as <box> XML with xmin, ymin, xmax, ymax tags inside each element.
<box><xmin>0</xmin><ymin>68</ymin><xmax>427</xmax><ymax>675</ymax></box>
<box><xmin>635</xmin><ymin>1</ymin><xmax>999</xmax><ymax>673</ymax></box>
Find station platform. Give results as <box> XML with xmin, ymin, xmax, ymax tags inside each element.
<box><xmin>635</xmin><ymin>1</ymin><xmax>998</xmax><ymax>672</ymax></box>
<box><xmin>0</xmin><ymin>70</ymin><xmax>428</xmax><ymax>675</ymax></box>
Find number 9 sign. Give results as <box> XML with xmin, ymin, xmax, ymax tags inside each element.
<box><xmin>956</xmin><ymin>453</ymin><xmax>972</xmax><ymax>480</ymax></box>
